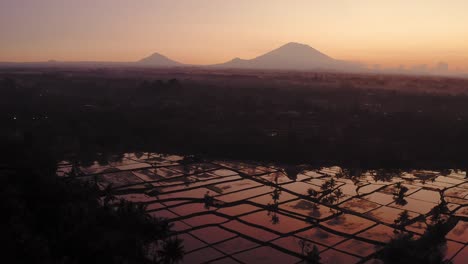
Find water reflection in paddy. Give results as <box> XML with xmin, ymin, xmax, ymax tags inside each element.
<box><xmin>57</xmin><ymin>153</ymin><xmax>468</xmax><ymax>263</ymax></box>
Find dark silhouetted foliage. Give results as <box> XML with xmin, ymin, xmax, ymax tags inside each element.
<box><xmin>1</xmin><ymin>149</ymin><xmax>184</xmax><ymax>264</ymax></box>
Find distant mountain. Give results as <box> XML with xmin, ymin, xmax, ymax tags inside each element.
<box><xmin>137</xmin><ymin>52</ymin><xmax>183</xmax><ymax>67</ymax></box>
<box><xmin>0</xmin><ymin>42</ymin><xmax>366</xmax><ymax>72</ymax></box>
<box><xmin>212</xmin><ymin>42</ymin><xmax>360</xmax><ymax>71</ymax></box>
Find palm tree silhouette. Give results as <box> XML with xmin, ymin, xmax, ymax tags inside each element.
<box><xmin>157</xmin><ymin>237</ymin><xmax>184</xmax><ymax>264</ymax></box>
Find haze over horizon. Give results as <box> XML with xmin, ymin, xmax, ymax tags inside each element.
<box><xmin>1</xmin><ymin>0</ymin><xmax>468</xmax><ymax>73</ymax></box>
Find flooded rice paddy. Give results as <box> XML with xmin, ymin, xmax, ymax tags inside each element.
<box><xmin>57</xmin><ymin>153</ymin><xmax>468</xmax><ymax>263</ymax></box>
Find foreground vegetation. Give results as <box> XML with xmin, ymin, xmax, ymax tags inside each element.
<box><xmin>1</xmin><ymin>144</ymin><xmax>184</xmax><ymax>264</ymax></box>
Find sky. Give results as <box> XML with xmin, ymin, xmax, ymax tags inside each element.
<box><xmin>1</xmin><ymin>0</ymin><xmax>467</xmax><ymax>72</ymax></box>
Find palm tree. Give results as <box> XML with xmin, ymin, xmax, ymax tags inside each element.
<box><xmin>298</xmin><ymin>239</ymin><xmax>321</xmax><ymax>264</ymax></box>
<box><xmin>267</xmin><ymin>178</ymin><xmax>281</xmax><ymax>224</ymax></box>
<box><xmin>394</xmin><ymin>210</ymin><xmax>410</xmax><ymax>230</ymax></box>
<box><xmin>393</xmin><ymin>182</ymin><xmax>408</xmax><ymax>206</ymax></box>
<box><xmin>333</xmin><ymin>188</ymin><xmax>344</xmax><ymax>204</ymax></box>
<box><xmin>306</xmin><ymin>245</ymin><xmax>321</xmax><ymax>264</ymax></box>
<box><xmin>157</xmin><ymin>237</ymin><xmax>184</xmax><ymax>264</ymax></box>
<box><xmin>204</xmin><ymin>191</ymin><xmax>214</xmax><ymax>209</ymax></box>
<box><xmin>102</xmin><ymin>183</ymin><xmax>116</xmax><ymax>206</ymax></box>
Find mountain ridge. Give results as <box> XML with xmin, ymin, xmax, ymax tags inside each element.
<box><xmin>0</xmin><ymin>42</ymin><xmax>362</xmax><ymax>71</ymax></box>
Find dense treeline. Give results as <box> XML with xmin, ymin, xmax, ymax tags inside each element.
<box><xmin>1</xmin><ymin>68</ymin><xmax>468</xmax><ymax>169</ymax></box>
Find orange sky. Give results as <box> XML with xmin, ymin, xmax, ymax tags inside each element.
<box><xmin>1</xmin><ymin>0</ymin><xmax>467</xmax><ymax>71</ymax></box>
